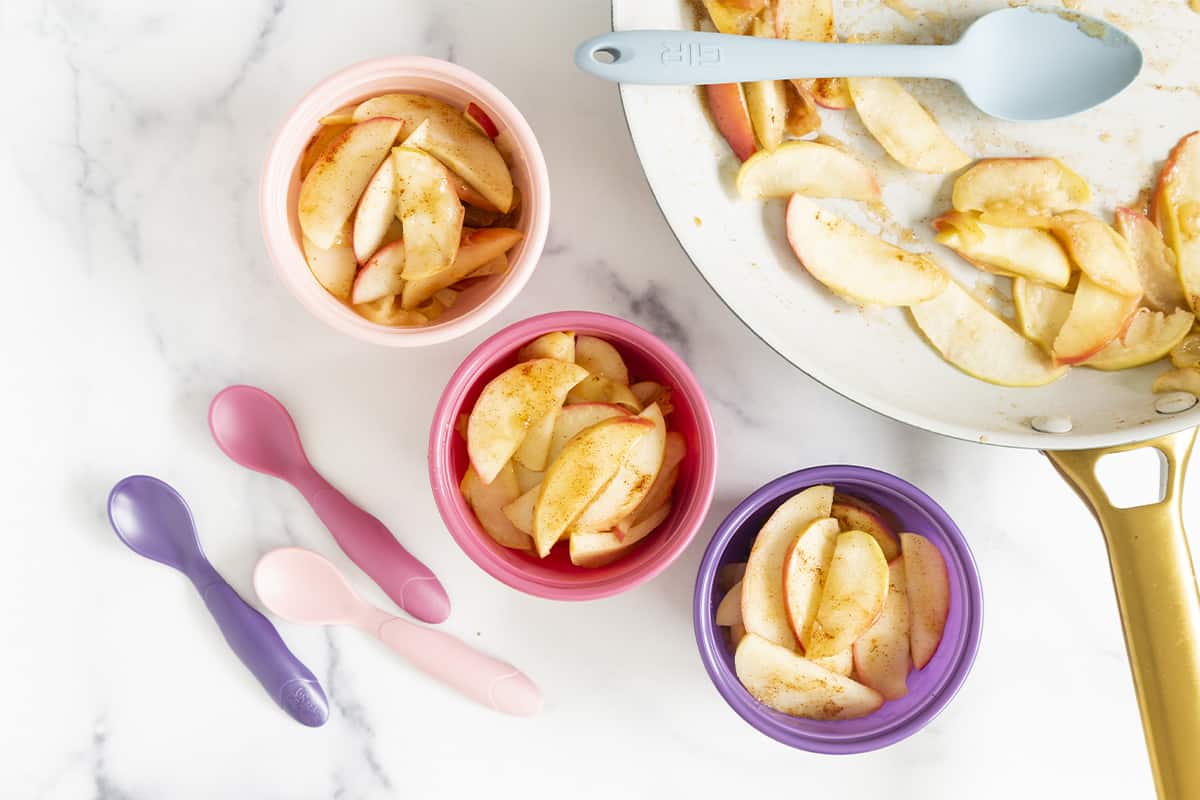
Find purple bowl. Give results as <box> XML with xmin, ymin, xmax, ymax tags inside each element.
<box><xmin>694</xmin><ymin>465</ymin><xmax>983</xmax><ymax>754</ymax></box>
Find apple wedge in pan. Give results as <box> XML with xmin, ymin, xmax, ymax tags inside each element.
<box><xmin>460</xmin><ymin>332</ymin><xmax>689</xmax><ymax>566</ymax></box>
<box><xmin>716</xmin><ymin>485</ymin><xmax>951</xmax><ymax>720</ymax></box>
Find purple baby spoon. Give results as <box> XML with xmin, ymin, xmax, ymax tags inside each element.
<box><xmin>107</xmin><ymin>475</ymin><xmax>329</xmax><ymax>727</ymax></box>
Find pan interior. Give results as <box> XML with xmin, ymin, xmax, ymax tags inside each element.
<box><xmin>612</xmin><ymin>0</ymin><xmax>1200</xmax><ymax>449</ymax></box>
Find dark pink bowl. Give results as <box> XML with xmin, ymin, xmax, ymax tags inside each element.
<box><xmin>694</xmin><ymin>465</ymin><xmax>983</xmax><ymax>753</ymax></box>
<box><xmin>429</xmin><ymin>311</ymin><xmax>718</xmax><ymax>600</ymax></box>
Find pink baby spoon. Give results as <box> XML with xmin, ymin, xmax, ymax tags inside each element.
<box><xmin>254</xmin><ymin>548</ymin><xmax>542</xmax><ymax>716</ymax></box>
<box><xmin>209</xmin><ymin>385</ymin><xmax>450</xmax><ymax>624</ymax></box>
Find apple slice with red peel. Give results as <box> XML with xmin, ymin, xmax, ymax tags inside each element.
<box><xmin>846</xmin><ymin>77</ymin><xmax>969</xmax><ymax>174</ymax></box>
<box><xmin>617</xmin><ymin>431</ymin><xmax>686</xmax><ymax>533</ymax></box>
<box><xmin>299</xmin><ymin>117</ymin><xmax>403</xmax><ymax>248</ymax></box>
<box><xmin>302</xmin><ymin>233</ymin><xmax>357</xmax><ymax>302</ymax></box>
<box><xmin>853</xmin><ymin>558</ymin><xmax>910</xmax><ymax>700</ymax></box>
<box><xmin>1013</xmin><ymin>277</ymin><xmax>1073</xmax><ymax>352</ymax></box>
<box><xmin>400</xmin><ymin>227</ymin><xmax>522</xmax><ymax>309</ymax></box>
<box><xmin>736</xmin><ymin>141</ymin><xmax>880</xmax><ymax>201</ymax></box>
<box><xmin>565</xmin><ymin>374</ymin><xmax>641</xmax><ymax>412</ymax></box>
<box><xmin>1153</xmin><ymin>367</ymin><xmax>1200</xmax><ymax>394</ymax></box>
<box><xmin>901</xmin><ymin>533</ymin><xmax>950</xmax><ymax>670</ymax></box>
<box><xmin>570</xmin><ymin>404</ymin><xmax>667</xmax><ymax>534</ymax></box>
<box><xmin>742</xmin><ymin>485</ymin><xmax>835</xmax><ymax>650</ymax></box>
<box><xmin>1115</xmin><ymin>208</ymin><xmax>1187</xmax><ymax>313</ymax></box>
<box><xmin>350</xmin><ymin>239</ymin><xmax>406</xmax><ymax>304</ymax></box>
<box><xmin>444</xmin><ymin>167</ymin><xmax>500</xmax><ymax>212</ymax></box>
<box><xmin>716</xmin><ymin>580</ymin><xmax>743</xmax><ymax>626</ymax></box>
<box><xmin>910</xmin><ymin>281</ymin><xmax>1069</xmax><ymax>386</ymax></box>
<box><xmin>1084</xmin><ymin>308</ymin><xmax>1195</xmax><ymax>371</ymax></box>
<box><xmin>1152</xmin><ymin>131</ymin><xmax>1200</xmax><ymax>311</ymax></box>
<box><xmin>533</xmin><ymin>416</ymin><xmax>653</xmax><ymax>557</ymax></box>
<box><xmin>631</xmin><ymin>381</ymin><xmax>668</xmax><ymax>409</ymax></box>
<box><xmin>547</xmin><ymin>403</ymin><xmax>630</xmax><ymax>464</ymax></box>
<box><xmin>717</xmin><ymin>561</ymin><xmax>747</xmax><ymax>592</ymax></box>
<box><xmin>933</xmin><ymin>211</ymin><xmax>1071</xmax><ymax>288</ymax></box>
<box><xmin>786</xmin><ymin>196</ymin><xmax>948</xmax><ymax>306</ymax></box>
<box><xmin>781</xmin><ymin>517</ymin><xmax>840</xmax><ymax>650</ymax></box>
<box><xmin>830</xmin><ymin>500</ymin><xmax>900</xmax><ymax>561</ymax></box>
<box><xmin>519</xmin><ymin>331</ymin><xmax>575</xmax><ymax>363</ymax></box>
<box><xmin>568</xmin><ymin>502</ymin><xmax>673</xmax><ymax>568</ymax></box>
<box><xmin>574</xmin><ymin>335</ymin><xmax>629</xmax><ymax>384</ymax></box>
<box><xmin>1052</xmin><ymin>275</ymin><xmax>1141</xmax><ymax>365</ymax></box>
<box><xmin>952</xmin><ymin>157</ymin><xmax>1091</xmax><ymax>219</ymax></box>
<box><xmin>1049</xmin><ymin>211</ymin><xmax>1141</xmax><ymax>297</ymax></box>
<box><xmin>460</xmin><ymin>464</ymin><xmax>532</xmax><ymax>552</ymax></box>
<box><xmin>512</xmin><ymin>408</ymin><xmax>558</xmax><ymax>472</ymax></box>
<box><xmin>705</xmin><ymin>84</ymin><xmax>756</xmax><ymax>162</ymax></box>
<box><xmin>467</xmin><ymin>358</ymin><xmax>589</xmax><ymax>484</ymax></box>
<box><xmin>300</xmin><ymin>124</ymin><xmax>350</xmax><ymax>178</ymax></box>
<box><xmin>464</xmin><ymin>102</ymin><xmax>499</xmax><ymax>139</ymax></box>
<box><xmin>352</xmin><ymin>154</ymin><xmax>398</xmax><ymax>263</ymax></box>
<box><xmin>356</xmin><ymin>93</ymin><xmax>513</xmax><ymax>212</ymax></box>
<box><xmin>807</xmin><ymin>531</ymin><xmax>889</xmax><ymax>659</ymax></box>
<box><xmin>735</xmin><ymin>633</ymin><xmax>885</xmax><ymax>720</ymax></box>
<box><xmin>392</xmin><ymin>145</ymin><xmax>464</xmax><ymax>279</ymax></box>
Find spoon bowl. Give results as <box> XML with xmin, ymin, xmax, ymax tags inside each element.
<box><xmin>254</xmin><ymin>547</ymin><xmax>367</xmax><ymax>626</ymax></box>
<box><xmin>108</xmin><ymin>475</ymin><xmax>207</xmax><ymax>573</ymax></box>
<box><xmin>209</xmin><ymin>385</ymin><xmax>310</xmax><ymax>481</ymax></box>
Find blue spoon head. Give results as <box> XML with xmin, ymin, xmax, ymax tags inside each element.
<box><xmin>957</xmin><ymin>6</ymin><xmax>1142</xmax><ymax>121</ymax></box>
<box><xmin>108</xmin><ymin>475</ymin><xmax>207</xmax><ymax>572</ymax></box>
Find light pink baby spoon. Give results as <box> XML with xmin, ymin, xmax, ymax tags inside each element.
<box><xmin>254</xmin><ymin>548</ymin><xmax>541</xmax><ymax>716</ymax></box>
<box><xmin>209</xmin><ymin>385</ymin><xmax>450</xmax><ymax>624</ymax></box>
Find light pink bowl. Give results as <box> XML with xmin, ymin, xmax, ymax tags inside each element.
<box><xmin>259</xmin><ymin>56</ymin><xmax>550</xmax><ymax>347</ymax></box>
<box><xmin>429</xmin><ymin>311</ymin><xmax>719</xmax><ymax>600</ymax></box>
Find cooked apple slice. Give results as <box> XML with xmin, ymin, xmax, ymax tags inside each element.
<box><xmin>400</xmin><ymin>227</ymin><xmax>522</xmax><ymax>309</ymax></box>
<box><xmin>846</xmin><ymin>77</ymin><xmax>969</xmax><ymax>174</ymax></box>
<box><xmin>391</xmin><ymin>145</ymin><xmax>464</xmax><ymax>279</ymax></box>
<box><xmin>1152</xmin><ymin>131</ymin><xmax>1200</xmax><ymax>312</ymax></box>
<box><xmin>774</xmin><ymin>0</ymin><xmax>848</xmax><ymax>110</ymax></box>
<box><xmin>350</xmin><ymin>239</ymin><xmax>405</xmax><ymax>304</ymax></box>
<box><xmin>298</xmin><ymin>117</ymin><xmax>403</xmax><ymax>248</ymax></box>
<box><xmin>735</xmin><ymin>633</ymin><xmax>885</xmax><ymax>720</ymax></box>
<box><xmin>565</xmin><ymin>374</ymin><xmax>640</xmax><ymax>412</ymax></box>
<box><xmin>852</xmin><ymin>559</ymin><xmax>910</xmax><ymax>700</ymax></box>
<box><xmin>901</xmin><ymin>533</ymin><xmax>950</xmax><ymax>669</ymax></box>
<box><xmin>355</xmin><ymin>93</ymin><xmax>513</xmax><ymax>212</ymax></box>
<box><xmin>786</xmin><ymin>196</ymin><xmax>948</xmax><ymax>306</ymax></box>
<box><xmin>501</xmin><ymin>483</ymin><xmax>537</xmax><ymax>536</ymax></box>
<box><xmin>574</xmin><ymin>335</ymin><xmax>629</xmax><ymax>384</ymax></box>
<box><xmin>717</xmin><ymin>561</ymin><xmax>747</xmax><ymax>592</ymax></box>
<box><xmin>1171</xmin><ymin>328</ymin><xmax>1200</xmax><ymax>368</ymax></box>
<box><xmin>319</xmin><ymin>106</ymin><xmax>356</xmax><ymax>125</ymax></box>
<box><xmin>1153</xmin><ymin>367</ymin><xmax>1200</xmax><ymax>394</ymax></box>
<box><xmin>1012</xmin><ymin>277</ymin><xmax>1073</xmax><ymax>352</ymax></box>
<box><xmin>302</xmin><ymin>232</ymin><xmax>356</xmax><ymax>302</ymax></box>
<box><xmin>518</xmin><ymin>331</ymin><xmax>575</xmax><ymax>363</ymax></box>
<box><xmin>300</xmin><ymin>124</ymin><xmax>350</xmax><ymax>178</ymax></box>
<box><xmin>933</xmin><ymin>211</ymin><xmax>1071</xmax><ymax>287</ymax></box>
<box><xmin>464</xmin><ymin>102</ymin><xmax>499</xmax><ymax>139</ymax></box>
<box><xmin>781</xmin><ymin>517</ymin><xmax>840</xmax><ymax>650</ymax></box>
<box><xmin>1052</xmin><ymin>275</ymin><xmax>1141</xmax><ymax>365</ymax></box>
<box><xmin>704</xmin><ymin>83</ymin><xmax>757</xmax><ymax>162</ymax></box>
<box><xmin>1115</xmin><ymin>208</ymin><xmax>1187</xmax><ymax>313</ymax></box>
<box><xmin>1049</xmin><ymin>211</ymin><xmax>1140</xmax><ymax>297</ymax></box>
<box><xmin>467</xmin><ymin>358</ymin><xmax>589</xmax><ymax>484</ymax></box>
<box><xmin>784</xmin><ymin>82</ymin><xmax>821</xmax><ymax>137</ymax></box>
<box><xmin>570</xmin><ymin>404</ymin><xmax>666</xmax><ymax>533</ymax></box>
<box><xmin>546</xmin><ymin>403</ymin><xmax>630</xmax><ymax>465</ymax></box>
<box><xmin>352</xmin><ymin>155</ymin><xmax>399</xmax><ymax>263</ymax></box>
<box><xmin>512</xmin><ymin>408</ymin><xmax>558</xmax><ymax>472</ymax></box>
<box><xmin>830</xmin><ymin>498</ymin><xmax>900</xmax><ymax>561</ymax></box>
<box><xmin>700</xmin><ymin>0</ymin><xmax>761</xmax><ymax>34</ymax></box>
<box><xmin>910</xmin><ymin>281</ymin><xmax>1069</xmax><ymax>386</ymax></box>
<box><xmin>616</xmin><ymin>431</ymin><xmax>686</xmax><ymax>533</ymax></box>
<box><xmin>1084</xmin><ymin>308</ymin><xmax>1195</xmax><ymax>371</ymax></box>
<box><xmin>466</xmin><ymin>254</ymin><xmax>509</xmax><ymax>279</ymax></box>
<box><xmin>952</xmin><ymin>158</ymin><xmax>1090</xmax><ymax>220</ymax></box>
<box><xmin>807</xmin><ymin>531</ymin><xmax>889</xmax><ymax>659</ymax></box>
<box><xmin>742</xmin><ymin>485</ymin><xmax>835</xmax><ymax>650</ymax></box>
<box><xmin>568</xmin><ymin>502</ymin><xmax>673</xmax><ymax>568</ymax></box>
<box><xmin>716</xmin><ymin>580</ymin><xmax>743</xmax><ymax>626</ymax></box>
<box><xmin>460</xmin><ymin>464</ymin><xmax>532</xmax><ymax>552</ymax></box>
<box><xmin>353</xmin><ymin>295</ymin><xmax>429</xmax><ymax>327</ymax></box>
<box><xmin>630</xmin><ymin>381</ymin><xmax>668</xmax><ymax>409</ymax></box>
<box><xmin>744</xmin><ymin>22</ymin><xmax>788</xmax><ymax>151</ymax></box>
<box><xmin>736</xmin><ymin>141</ymin><xmax>880</xmax><ymax>201</ymax></box>
<box><xmin>813</xmin><ymin>649</ymin><xmax>853</xmax><ymax>677</ymax></box>
<box><xmin>533</xmin><ymin>417</ymin><xmax>653</xmax><ymax>557</ymax></box>
<box><xmin>512</xmin><ymin>463</ymin><xmax>543</xmax><ymax>495</ymax></box>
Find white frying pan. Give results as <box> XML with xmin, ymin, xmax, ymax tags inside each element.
<box><xmin>613</xmin><ymin>0</ymin><xmax>1200</xmax><ymax>795</ymax></box>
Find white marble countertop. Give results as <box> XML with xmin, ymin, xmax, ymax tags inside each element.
<box><xmin>3</xmin><ymin>1</ymin><xmax>1195</xmax><ymax>797</ymax></box>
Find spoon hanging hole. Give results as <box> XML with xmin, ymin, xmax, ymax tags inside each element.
<box><xmin>592</xmin><ymin>47</ymin><xmax>619</xmax><ymax>65</ymax></box>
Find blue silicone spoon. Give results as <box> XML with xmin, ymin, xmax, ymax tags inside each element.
<box><xmin>575</xmin><ymin>6</ymin><xmax>1142</xmax><ymax>121</ymax></box>
<box><xmin>107</xmin><ymin>475</ymin><xmax>329</xmax><ymax>727</ymax></box>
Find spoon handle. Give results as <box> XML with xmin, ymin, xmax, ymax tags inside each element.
<box><xmin>300</xmin><ymin>474</ymin><xmax>451</xmax><ymax>624</ymax></box>
<box><xmin>575</xmin><ymin>30</ymin><xmax>956</xmax><ymax>85</ymax></box>
<box><xmin>199</xmin><ymin>581</ymin><xmax>329</xmax><ymax>727</ymax></box>
<box><xmin>374</xmin><ymin>616</ymin><xmax>542</xmax><ymax>716</ymax></box>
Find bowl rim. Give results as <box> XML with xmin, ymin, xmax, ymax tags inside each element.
<box><xmin>428</xmin><ymin>310</ymin><xmax>719</xmax><ymax>599</ymax></box>
<box><xmin>258</xmin><ymin>55</ymin><xmax>551</xmax><ymax>347</ymax></box>
<box><xmin>693</xmin><ymin>465</ymin><xmax>984</xmax><ymax>753</ymax></box>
